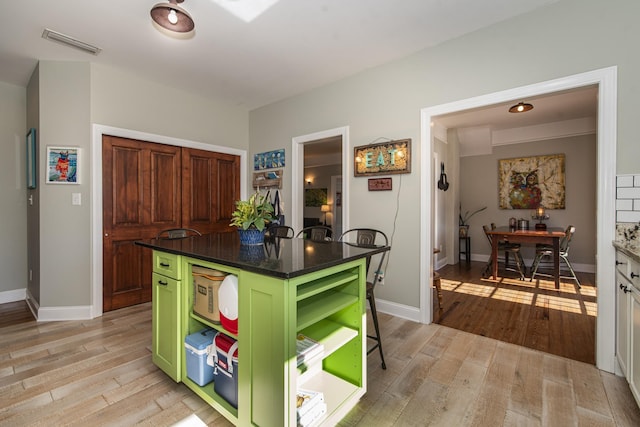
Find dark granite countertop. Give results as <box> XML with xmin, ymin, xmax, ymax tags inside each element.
<box><xmin>136</xmin><ymin>232</ymin><xmax>389</xmax><ymax>279</ymax></box>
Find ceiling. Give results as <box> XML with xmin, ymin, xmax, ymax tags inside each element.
<box><xmin>434</xmin><ymin>86</ymin><xmax>598</xmax><ymax>131</ymax></box>
<box><xmin>1</xmin><ymin>0</ymin><xmax>559</xmax><ymax>110</ymax></box>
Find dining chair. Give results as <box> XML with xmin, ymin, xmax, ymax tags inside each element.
<box><xmin>296</xmin><ymin>225</ymin><xmax>333</xmax><ymax>241</ymax></box>
<box><xmin>482</xmin><ymin>224</ymin><xmax>526</xmax><ymax>280</ymax></box>
<box><xmin>156</xmin><ymin>228</ymin><xmax>202</xmax><ymax>239</ymax></box>
<box><xmin>530</xmin><ymin>225</ymin><xmax>580</xmax><ymax>287</ymax></box>
<box><xmin>265</xmin><ymin>225</ymin><xmax>295</xmax><ymax>239</ymax></box>
<box><xmin>339</xmin><ymin>228</ymin><xmax>389</xmax><ymax>369</ymax></box>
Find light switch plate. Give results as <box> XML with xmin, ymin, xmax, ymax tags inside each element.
<box><xmin>72</xmin><ymin>193</ymin><xmax>81</xmax><ymax>205</ymax></box>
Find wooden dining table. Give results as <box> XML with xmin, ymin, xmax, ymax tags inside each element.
<box><xmin>486</xmin><ymin>226</ymin><xmax>566</xmax><ymax>288</ymax></box>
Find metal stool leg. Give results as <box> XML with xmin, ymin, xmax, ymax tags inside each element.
<box><xmin>367</xmin><ymin>289</ymin><xmax>386</xmax><ymax>370</ymax></box>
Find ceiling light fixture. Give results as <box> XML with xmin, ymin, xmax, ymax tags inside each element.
<box><xmin>508</xmin><ymin>102</ymin><xmax>534</xmax><ymax>113</ymax></box>
<box><xmin>41</xmin><ymin>29</ymin><xmax>102</xmax><ymax>55</ymax></box>
<box><xmin>150</xmin><ymin>0</ymin><xmax>195</xmax><ymax>34</ymax></box>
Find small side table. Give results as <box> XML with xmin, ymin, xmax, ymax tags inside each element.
<box><xmin>459</xmin><ymin>236</ymin><xmax>471</xmax><ymax>264</ymax></box>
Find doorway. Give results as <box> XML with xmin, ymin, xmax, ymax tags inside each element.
<box><xmin>420</xmin><ymin>67</ymin><xmax>617</xmax><ymax>373</ymax></box>
<box><xmin>292</xmin><ymin>126</ymin><xmax>350</xmax><ymax>234</ymax></box>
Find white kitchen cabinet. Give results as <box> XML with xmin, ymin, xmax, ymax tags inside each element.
<box><xmin>616</xmin><ymin>244</ymin><xmax>640</xmax><ymax>408</ymax></box>
<box><xmin>615</xmin><ymin>253</ymin><xmax>630</xmax><ymax>378</ymax></box>
<box><xmin>630</xmin><ymin>278</ymin><xmax>640</xmax><ymax>405</ymax></box>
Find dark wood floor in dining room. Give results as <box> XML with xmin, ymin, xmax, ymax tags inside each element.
<box><xmin>433</xmin><ymin>260</ymin><xmax>596</xmax><ymax>365</ymax></box>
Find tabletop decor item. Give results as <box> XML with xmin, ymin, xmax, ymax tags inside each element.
<box><xmin>531</xmin><ymin>205</ymin><xmax>550</xmax><ymax>230</ymax></box>
<box><xmin>230</xmin><ymin>191</ymin><xmax>275</xmax><ymax>245</ymax></box>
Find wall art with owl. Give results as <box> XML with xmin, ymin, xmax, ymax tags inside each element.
<box><xmin>498</xmin><ymin>154</ymin><xmax>565</xmax><ymax>210</ymax></box>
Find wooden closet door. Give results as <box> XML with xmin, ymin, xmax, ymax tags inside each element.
<box><xmin>181</xmin><ymin>147</ymin><xmax>240</xmax><ymax>233</ymax></box>
<box><xmin>102</xmin><ymin>135</ymin><xmax>181</xmax><ymax>311</ymax></box>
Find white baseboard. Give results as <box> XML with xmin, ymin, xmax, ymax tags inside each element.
<box><xmin>24</xmin><ymin>289</ymin><xmax>93</xmax><ymax>321</ymax></box>
<box><xmin>25</xmin><ymin>289</ymin><xmax>39</xmax><ymax>320</ymax></box>
<box><xmin>37</xmin><ymin>305</ymin><xmax>93</xmax><ymax>322</ymax></box>
<box><xmin>374</xmin><ymin>298</ymin><xmax>421</xmax><ymax>323</ymax></box>
<box><xmin>0</xmin><ymin>288</ymin><xmax>26</xmax><ymax>304</ymax></box>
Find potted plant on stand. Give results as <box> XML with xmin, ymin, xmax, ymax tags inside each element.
<box><xmin>230</xmin><ymin>191</ymin><xmax>275</xmax><ymax>245</ymax></box>
<box><xmin>459</xmin><ymin>205</ymin><xmax>487</xmax><ymax>237</ymax></box>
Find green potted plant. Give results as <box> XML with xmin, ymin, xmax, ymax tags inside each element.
<box><xmin>230</xmin><ymin>191</ymin><xmax>275</xmax><ymax>245</ymax></box>
<box><xmin>459</xmin><ymin>205</ymin><xmax>487</xmax><ymax>237</ymax></box>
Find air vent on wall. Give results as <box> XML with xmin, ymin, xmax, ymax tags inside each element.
<box><xmin>42</xmin><ymin>28</ymin><xmax>102</xmax><ymax>55</ymax></box>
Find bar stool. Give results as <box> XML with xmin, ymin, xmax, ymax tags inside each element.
<box><xmin>339</xmin><ymin>228</ymin><xmax>389</xmax><ymax>369</ymax></box>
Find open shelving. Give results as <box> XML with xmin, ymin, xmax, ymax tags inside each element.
<box><xmin>151</xmin><ymin>251</ymin><xmax>367</xmax><ymax>426</ymax></box>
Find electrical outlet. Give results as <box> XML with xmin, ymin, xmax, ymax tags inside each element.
<box><xmin>376</xmin><ymin>270</ymin><xmax>384</xmax><ymax>285</ymax></box>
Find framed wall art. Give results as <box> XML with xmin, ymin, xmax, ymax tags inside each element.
<box><xmin>26</xmin><ymin>128</ymin><xmax>36</xmax><ymax>189</ymax></box>
<box><xmin>254</xmin><ymin>148</ymin><xmax>285</xmax><ymax>170</ymax></box>
<box><xmin>354</xmin><ymin>138</ymin><xmax>410</xmax><ymax>177</ymax></box>
<box><xmin>498</xmin><ymin>153</ymin><xmax>565</xmax><ymax>209</ymax></box>
<box><xmin>46</xmin><ymin>146</ymin><xmax>79</xmax><ymax>184</ymax></box>
<box><xmin>368</xmin><ymin>177</ymin><xmax>392</xmax><ymax>191</ymax></box>
<box><xmin>305</xmin><ymin>188</ymin><xmax>327</xmax><ymax>207</ymax></box>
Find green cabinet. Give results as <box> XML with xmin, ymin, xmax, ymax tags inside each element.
<box><xmin>151</xmin><ymin>251</ymin><xmax>182</xmax><ymax>382</ymax></box>
<box><xmin>150</xmin><ymin>251</ymin><xmax>367</xmax><ymax>426</ymax></box>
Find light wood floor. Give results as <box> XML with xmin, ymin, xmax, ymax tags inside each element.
<box><xmin>433</xmin><ymin>261</ymin><xmax>596</xmax><ymax>364</ymax></box>
<box><xmin>1</xmin><ymin>300</ymin><xmax>639</xmax><ymax>426</ymax></box>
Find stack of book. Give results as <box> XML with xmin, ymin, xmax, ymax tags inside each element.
<box><xmin>296</xmin><ymin>334</ymin><xmax>324</xmax><ymax>367</ymax></box>
<box><xmin>296</xmin><ymin>388</ymin><xmax>326</xmax><ymax>427</ymax></box>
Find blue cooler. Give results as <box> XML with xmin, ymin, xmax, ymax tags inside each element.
<box><xmin>184</xmin><ymin>329</ymin><xmax>216</xmax><ymax>386</ymax></box>
<box><xmin>213</xmin><ymin>332</ymin><xmax>239</xmax><ymax>408</ymax></box>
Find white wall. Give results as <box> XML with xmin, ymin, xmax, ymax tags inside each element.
<box><xmin>249</xmin><ymin>0</ymin><xmax>640</xmax><ymax>309</ymax></box>
<box><xmin>91</xmin><ymin>64</ymin><xmax>249</xmax><ymax>149</ymax></box>
<box><xmin>0</xmin><ymin>81</ymin><xmax>27</xmax><ymax>301</ymax></box>
<box><xmin>26</xmin><ymin>61</ymin><xmax>250</xmax><ymax>313</ymax></box>
<box><xmin>37</xmin><ymin>62</ymin><xmax>91</xmax><ymax>308</ymax></box>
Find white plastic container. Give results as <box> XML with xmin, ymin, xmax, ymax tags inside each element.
<box><xmin>219</xmin><ymin>274</ymin><xmax>238</xmax><ymax>334</ymax></box>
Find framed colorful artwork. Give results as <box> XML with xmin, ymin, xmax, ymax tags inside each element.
<box><xmin>254</xmin><ymin>148</ymin><xmax>285</xmax><ymax>170</ymax></box>
<box><xmin>26</xmin><ymin>128</ymin><xmax>36</xmax><ymax>189</ymax></box>
<box><xmin>498</xmin><ymin>153</ymin><xmax>565</xmax><ymax>209</ymax></box>
<box><xmin>46</xmin><ymin>146</ymin><xmax>79</xmax><ymax>184</ymax></box>
<box><xmin>305</xmin><ymin>188</ymin><xmax>327</xmax><ymax>207</ymax></box>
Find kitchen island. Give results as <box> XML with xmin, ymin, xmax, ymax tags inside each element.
<box><xmin>136</xmin><ymin>232</ymin><xmax>388</xmax><ymax>426</ymax></box>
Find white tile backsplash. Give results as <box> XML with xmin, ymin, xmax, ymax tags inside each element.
<box><xmin>618</xmin><ymin>175</ymin><xmax>634</xmax><ymax>187</ymax></box>
<box><xmin>617</xmin><ymin>187</ymin><xmax>640</xmax><ymax>199</ymax></box>
<box><xmin>618</xmin><ymin>211</ymin><xmax>640</xmax><ymax>223</ymax></box>
<box><xmin>617</xmin><ymin>199</ymin><xmax>633</xmax><ymax>211</ymax></box>
<box><xmin>616</xmin><ymin>174</ymin><xmax>640</xmax><ymax>243</ymax></box>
